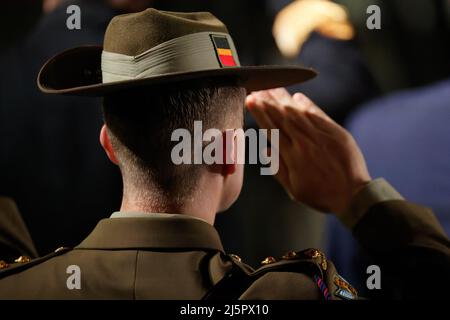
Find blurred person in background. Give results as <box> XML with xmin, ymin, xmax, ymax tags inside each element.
<box><xmin>329</xmin><ymin>0</ymin><xmax>450</xmax><ymax>296</ymax></box>
<box><xmin>327</xmin><ymin>0</ymin><xmax>449</xmax><ymax>295</ymax></box>
<box><xmin>271</xmin><ymin>0</ymin><xmax>379</xmax><ymax>123</ymax></box>
<box><xmin>271</xmin><ymin>0</ymin><xmax>450</xmax><ymax>295</ymax></box>
<box><xmin>0</xmin><ymin>0</ymin><xmax>153</xmax><ymax>255</ymax></box>
<box><xmin>272</xmin><ymin>0</ymin><xmax>450</xmax><ymax>121</ymax></box>
<box><xmin>327</xmin><ymin>77</ymin><xmax>450</xmax><ymax>297</ymax></box>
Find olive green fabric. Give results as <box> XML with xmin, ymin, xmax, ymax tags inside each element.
<box><xmin>0</xmin><ymin>216</ymin><xmax>226</xmax><ymax>299</ymax></box>
<box><xmin>37</xmin><ymin>9</ymin><xmax>316</xmax><ymax>96</ymax></box>
<box><xmin>101</xmin><ymin>31</ymin><xmax>240</xmax><ymax>83</ymax></box>
<box><xmin>0</xmin><ymin>195</ymin><xmax>449</xmax><ymax>299</ymax></box>
<box><xmin>103</xmin><ymin>10</ymin><xmax>228</xmax><ymax>56</ymax></box>
<box><xmin>341</xmin><ymin>178</ymin><xmax>403</xmax><ymax>228</ymax></box>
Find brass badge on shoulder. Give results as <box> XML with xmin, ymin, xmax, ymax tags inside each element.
<box><xmin>0</xmin><ymin>256</ymin><xmax>31</xmax><ymax>270</ymax></box>
<box><xmin>260</xmin><ymin>256</ymin><xmax>277</xmax><ymax>265</ymax></box>
<box><xmin>229</xmin><ymin>254</ymin><xmax>242</xmax><ymax>263</ymax></box>
<box><xmin>281</xmin><ymin>251</ymin><xmax>298</xmax><ymax>260</ymax></box>
<box><xmin>14</xmin><ymin>256</ymin><xmax>31</xmax><ymax>264</ymax></box>
<box><xmin>0</xmin><ymin>260</ymin><xmax>9</xmax><ymax>269</ymax></box>
<box><xmin>303</xmin><ymin>248</ymin><xmax>328</xmax><ymax>271</ymax></box>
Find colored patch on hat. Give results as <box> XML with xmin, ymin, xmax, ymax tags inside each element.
<box><xmin>211</xmin><ymin>35</ymin><xmax>237</xmax><ymax>68</ymax></box>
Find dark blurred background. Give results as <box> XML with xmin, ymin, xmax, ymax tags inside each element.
<box><xmin>0</xmin><ymin>0</ymin><xmax>449</xmax><ymax>297</ymax></box>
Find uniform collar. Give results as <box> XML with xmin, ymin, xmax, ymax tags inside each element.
<box><xmin>110</xmin><ymin>211</ymin><xmax>209</xmax><ymax>223</ymax></box>
<box><xmin>76</xmin><ymin>213</ymin><xmax>224</xmax><ymax>252</ymax></box>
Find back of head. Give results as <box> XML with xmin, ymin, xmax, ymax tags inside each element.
<box><xmin>102</xmin><ymin>77</ymin><xmax>246</xmax><ymax>205</ymax></box>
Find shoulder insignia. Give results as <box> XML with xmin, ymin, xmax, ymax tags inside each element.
<box><xmin>227</xmin><ymin>253</ymin><xmax>254</xmax><ymax>275</ymax></box>
<box><xmin>260</xmin><ymin>256</ymin><xmax>277</xmax><ymax>265</ymax></box>
<box><xmin>257</xmin><ymin>248</ymin><xmax>343</xmax><ymax>300</ymax></box>
<box><xmin>254</xmin><ymin>248</ymin><xmax>328</xmax><ymax>273</ymax></box>
<box><xmin>333</xmin><ymin>274</ymin><xmax>358</xmax><ymax>300</ymax></box>
<box><xmin>205</xmin><ymin>248</ymin><xmax>359</xmax><ymax>300</ymax></box>
<box><xmin>281</xmin><ymin>251</ymin><xmax>298</xmax><ymax>260</ymax></box>
<box><xmin>294</xmin><ymin>248</ymin><xmax>328</xmax><ymax>271</ymax></box>
<box><xmin>1</xmin><ymin>254</ymin><xmax>33</xmax><ymax>269</ymax></box>
<box><xmin>335</xmin><ymin>287</ymin><xmax>356</xmax><ymax>300</ymax></box>
<box><xmin>0</xmin><ymin>246</ymin><xmax>72</xmax><ymax>279</ymax></box>
<box><xmin>14</xmin><ymin>255</ymin><xmax>31</xmax><ymax>264</ymax></box>
<box><xmin>314</xmin><ymin>274</ymin><xmax>332</xmax><ymax>300</ymax></box>
<box><xmin>228</xmin><ymin>254</ymin><xmax>242</xmax><ymax>263</ymax></box>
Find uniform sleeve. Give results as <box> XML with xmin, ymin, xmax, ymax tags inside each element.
<box><xmin>239</xmin><ymin>272</ymin><xmax>322</xmax><ymax>300</ymax></box>
<box><xmin>339</xmin><ymin>178</ymin><xmax>404</xmax><ymax>229</ymax></box>
<box><xmin>341</xmin><ymin>180</ymin><xmax>450</xmax><ymax>299</ymax></box>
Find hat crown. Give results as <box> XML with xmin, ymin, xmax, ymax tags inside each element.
<box><xmin>103</xmin><ymin>9</ymin><xmax>229</xmax><ymax>56</ymax></box>
<box><xmin>37</xmin><ymin>9</ymin><xmax>316</xmax><ymax>96</ymax></box>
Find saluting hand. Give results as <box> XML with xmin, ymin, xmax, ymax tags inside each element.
<box><xmin>245</xmin><ymin>88</ymin><xmax>371</xmax><ymax>217</ymax></box>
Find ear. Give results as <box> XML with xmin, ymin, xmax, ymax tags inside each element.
<box><xmin>99</xmin><ymin>125</ymin><xmax>119</xmax><ymax>165</ymax></box>
<box><xmin>222</xmin><ymin>130</ymin><xmax>237</xmax><ymax>175</ymax></box>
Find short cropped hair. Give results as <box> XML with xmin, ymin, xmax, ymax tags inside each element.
<box><xmin>102</xmin><ymin>77</ymin><xmax>246</xmax><ymax>200</ymax></box>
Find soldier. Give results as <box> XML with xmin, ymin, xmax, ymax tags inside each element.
<box><xmin>0</xmin><ymin>9</ymin><xmax>449</xmax><ymax>299</ymax></box>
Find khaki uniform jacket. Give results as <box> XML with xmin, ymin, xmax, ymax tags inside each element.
<box><xmin>0</xmin><ymin>179</ymin><xmax>449</xmax><ymax>299</ymax></box>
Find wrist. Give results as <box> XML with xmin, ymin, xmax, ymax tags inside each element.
<box><xmin>337</xmin><ymin>178</ymin><xmax>404</xmax><ymax>229</ymax></box>
<box><xmin>334</xmin><ymin>177</ymin><xmax>371</xmax><ymax>218</ymax></box>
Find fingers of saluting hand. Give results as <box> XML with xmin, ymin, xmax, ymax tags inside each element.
<box><xmin>291</xmin><ymin>93</ymin><xmax>345</xmax><ymax>138</ymax></box>
<box><xmin>245</xmin><ymin>91</ymin><xmax>292</xmax><ymax>151</ymax></box>
<box><xmin>246</xmin><ymin>89</ymin><xmax>314</xmax><ymax>171</ymax></box>
<box><xmin>246</xmin><ymin>88</ymin><xmax>317</xmax><ymax>144</ymax></box>
<box><xmin>245</xmin><ymin>93</ymin><xmax>276</xmax><ymax>133</ymax></box>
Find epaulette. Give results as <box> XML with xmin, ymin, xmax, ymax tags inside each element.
<box><xmin>0</xmin><ymin>246</ymin><xmax>72</xmax><ymax>279</ymax></box>
<box><xmin>203</xmin><ymin>248</ymin><xmax>358</xmax><ymax>300</ymax></box>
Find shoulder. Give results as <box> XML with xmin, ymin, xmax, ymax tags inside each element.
<box><xmin>240</xmin><ymin>271</ymin><xmax>321</xmax><ymax>299</ymax></box>
<box><xmin>232</xmin><ymin>249</ymin><xmax>359</xmax><ymax>300</ymax></box>
<box><xmin>0</xmin><ymin>246</ymin><xmax>72</xmax><ymax>280</ymax></box>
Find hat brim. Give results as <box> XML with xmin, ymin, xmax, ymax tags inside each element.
<box><xmin>38</xmin><ymin>46</ymin><xmax>317</xmax><ymax>96</ymax></box>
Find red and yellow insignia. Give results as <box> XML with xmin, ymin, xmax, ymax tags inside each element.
<box><xmin>211</xmin><ymin>35</ymin><xmax>237</xmax><ymax>67</ymax></box>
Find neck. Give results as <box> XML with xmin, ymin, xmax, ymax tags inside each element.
<box><xmin>119</xmin><ymin>177</ymin><xmax>221</xmax><ymax>225</ymax></box>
